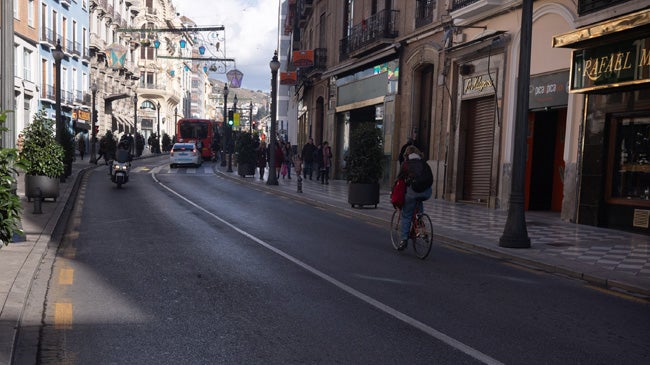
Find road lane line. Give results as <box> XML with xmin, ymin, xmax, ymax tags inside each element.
<box><xmin>54</xmin><ymin>302</ymin><xmax>73</xmax><ymax>329</ymax></box>
<box><xmin>58</xmin><ymin>268</ymin><xmax>74</xmax><ymax>286</ymax></box>
<box><xmin>153</xmin><ymin>174</ymin><xmax>504</xmax><ymax>365</ymax></box>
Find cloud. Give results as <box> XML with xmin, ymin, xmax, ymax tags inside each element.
<box><xmin>173</xmin><ymin>0</ymin><xmax>279</xmax><ymax>92</ymax></box>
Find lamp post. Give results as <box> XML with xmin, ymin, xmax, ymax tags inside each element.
<box><xmin>222</xmin><ymin>84</ymin><xmax>229</xmax><ymax>167</ymax></box>
<box><xmin>249</xmin><ymin>101</ymin><xmax>253</xmax><ymax>133</ymax></box>
<box><xmin>156</xmin><ymin>101</ymin><xmax>161</xmax><ymax>154</ymax></box>
<box><xmin>133</xmin><ymin>93</ymin><xmax>138</xmax><ymax>156</ymax></box>
<box><xmin>53</xmin><ymin>40</ymin><xmax>65</xmax><ymax>179</ymax></box>
<box><xmin>174</xmin><ymin>107</ymin><xmax>178</xmax><ymax>125</ymax></box>
<box><xmin>227</xmin><ymin>93</ymin><xmax>236</xmax><ymax>172</ymax></box>
<box><xmin>267</xmin><ymin>51</ymin><xmax>280</xmax><ymax>185</ymax></box>
<box><xmin>90</xmin><ymin>83</ymin><xmax>98</xmax><ymax>163</ymax></box>
<box><xmin>499</xmin><ymin>0</ymin><xmax>532</xmax><ymax>248</ymax></box>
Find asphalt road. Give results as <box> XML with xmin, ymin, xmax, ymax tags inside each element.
<box><xmin>12</xmin><ymin>158</ymin><xmax>650</xmax><ymax>364</ymax></box>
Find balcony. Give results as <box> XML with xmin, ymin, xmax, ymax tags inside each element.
<box><xmin>450</xmin><ymin>0</ymin><xmax>502</xmax><ymax>20</ymax></box>
<box><xmin>40</xmin><ymin>27</ymin><xmax>57</xmax><ymax>47</ymax></box>
<box><xmin>72</xmin><ymin>41</ymin><xmax>82</xmax><ymax>57</ymax></box>
<box><xmin>297</xmin><ymin>0</ymin><xmax>313</xmax><ymax>26</ymax></box>
<box><xmin>339</xmin><ymin>9</ymin><xmax>399</xmax><ymax>61</ymax></box>
<box><xmin>578</xmin><ymin>0</ymin><xmax>629</xmax><ymax>15</ymax></box>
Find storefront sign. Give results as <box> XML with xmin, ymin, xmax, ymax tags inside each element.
<box><xmin>571</xmin><ymin>36</ymin><xmax>650</xmax><ymax>92</ymax></box>
<box><xmin>529</xmin><ymin>71</ymin><xmax>569</xmax><ymax>109</ymax></box>
<box><xmin>462</xmin><ymin>73</ymin><xmax>496</xmax><ymax>98</ymax></box>
<box><xmin>292</xmin><ymin>50</ymin><xmax>314</xmax><ymax>67</ymax></box>
<box><xmin>73</xmin><ymin>110</ymin><xmax>91</xmax><ymax>122</ymax></box>
<box><xmin>280</xmin><ymin>71</ymin><xmax>297</xmax><ymax>85</ymax></box>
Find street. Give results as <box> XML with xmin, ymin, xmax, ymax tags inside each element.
<box><xmin>12</xmin><ymin>156</ymin><xmax>650</xmax><ymax>364</ymax></box>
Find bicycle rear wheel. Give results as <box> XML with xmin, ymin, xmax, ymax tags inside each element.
<box><xmin>390</xmin><ymin>209</ymin><xmax>402</xmax><ymax>250</ymax></box>
<box><xmin>412</xmin><ymin>213</ymin><xmax>433</xmax><ymax>259</ymax></box>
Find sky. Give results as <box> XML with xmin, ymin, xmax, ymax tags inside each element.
<box><xmin>173</xmin><ymin>0</ymin><xmax>280</xmax><ymax>92</ymax></box>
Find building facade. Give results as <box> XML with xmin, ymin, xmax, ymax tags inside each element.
<box><xmin>284</xmin><ymin>0</ymin><xmax>650</xmax><ymax>234</ymax></box>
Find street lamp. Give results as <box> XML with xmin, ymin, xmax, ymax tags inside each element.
<box><xmin>133</xmin><ymin>93</ymin><xmax>138</xmax><ymax>156</ymax></box>
<box><xmin>53</xmin><ymin>39</ymin><xmax>65</xmax><ymax>179</ymax></box>
<box><xmin>156</xmin><ymin>101</ymin><xmax>161</xmax><ymax>154</ymax></box>
<box><xmin>249</xmin><ymin>101</ymin><xmax>253</xmax><ymax>133</ymax></box>
<box><xmin>499</xmin><ymin>0</ymin><xmax>532</xmax><ymax>248</ymax></box>
<box><xmin>174</xmin><ymin>107</ymin><xmax>178</xmax><ymax>125</ymax></box>
<box><xmin>267</xmin><ymin>51</ymin><xmax>280</xmax><ymax>185</ymax></box>
<box><xmin>90</xmin><ymin>83</ymin><xmax>98</xmax><ymax>163</ymax></box>
<box><xmin>227</xmin><ymin>93</ymin><xmax>236</xmax><ymax>172</ymax></box>
<box><xmin>222</xmin><ymin>84</ymin><xmax>229</xmax><ymax>167</ymax></box>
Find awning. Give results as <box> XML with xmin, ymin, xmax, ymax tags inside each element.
<box><xmin>552</xmin><ymin>9</ymin><xmax>650</xmax><ymax>49</ymax></box>
<box><xmin>321</xmin><ymin>44</ymin><xmax>399</xmax><ymax>78</ymax></box>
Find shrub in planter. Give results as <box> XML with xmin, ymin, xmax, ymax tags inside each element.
<box><xmin>346</xmin><ymin>122</ymin><xmax>384</xmax><ymax>208</ymax></box>
<box><xmin>0</xmin><ymin>110</ymin><xmax>23</xmax><ymax>245</ymax></box>
<box><xmin>18</xmin><ymin>110</ymin><xmax>65</xmax><ymax>200</ymax></box>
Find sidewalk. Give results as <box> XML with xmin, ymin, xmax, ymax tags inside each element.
<box><xmin>214</xmin><ymin>163</ymin><xmax>650</xmax><ymax>299</ymax></box>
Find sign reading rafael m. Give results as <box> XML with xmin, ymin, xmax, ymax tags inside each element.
<box><xmin>570</xmin><ymin>36</ymin><xmax>650</xmax><ymax>92</ymax></box>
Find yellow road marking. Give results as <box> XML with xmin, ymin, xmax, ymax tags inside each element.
<box><xmin>58</xmin><ymin>268</ymin><xmax>74</xmax><ymax>285</ymax></box>
<box><xmin>55</xmin><ymin>302</ymin><xmax>73</xmax><ymax>329</ymax></box>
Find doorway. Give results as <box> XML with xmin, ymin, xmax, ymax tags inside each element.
<box><xmin>525</xmin><ymin>109</ymin><xmax>566</xmax><ymax>211</ymax></box>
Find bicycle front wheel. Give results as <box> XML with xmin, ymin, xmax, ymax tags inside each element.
<box><xmin>390</xmin><ymin>209</ymin><xmax>402</xmax><ymax>250</ymax></box>
<box><xmin>412</xmin><ymin>213</ymin><xmax>433</xmax><ymax>259</ymax></box>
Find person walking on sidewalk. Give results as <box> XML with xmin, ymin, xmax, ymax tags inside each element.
<box><xmin>282</xmin><ymin>141</ymin><xmax>293</xmax><ymax>179</ymax></box>
<box><xmin>314</xmin><ymin>143</ymin><xmax>323</xmax><ymax>181</ymax></box>
<box><xmin>256</xmin><ymin>141</ymin><xmax>268</xmax><ymax>180</ymax></box>
<box><xmin>320</xmin><ymin>141</ymin><xmax>332</xmax><ymax>185</ymax></box>
<box><xmin>78</xmin><ymin>136</ymin><xmax>86</xmax><ymax>160</ymax></box>
<box><xmin>301</xmin><ymin>137</ymin><xmax>316</xmax><ymax>180</ymax></box>
<box><xmin>396</xmin><ymin>145</ymin><xmax>433</xmax><ymax>251</ymax></box>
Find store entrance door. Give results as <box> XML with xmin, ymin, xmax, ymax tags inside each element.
<box><xmin>525</xmin><ymin>109</ymin><xmax>566</xmax><ymax>211</ymax></box>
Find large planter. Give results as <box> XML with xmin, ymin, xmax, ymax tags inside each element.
<box><xmin>25</xmin><ymin>174</ymin><xmax>60</xmax><ymax>202</ymax></box>
<box><xmin>348</xmin><ymin>182</ymin><xmax>380</xmax><ymax>208</ymax></box>
<box><xmin>237</xmin><ymin>163</ymin><xmax>256</xmax><ymax>177</ymax></box>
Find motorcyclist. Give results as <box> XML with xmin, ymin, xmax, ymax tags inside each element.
<box><xmin>115</xmin><ymin>141</ymin><xmax>133</xmax><ymax>163</ymax></box>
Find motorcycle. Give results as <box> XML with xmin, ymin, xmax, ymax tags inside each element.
<box><xmin>110</xmin><ymin>160</ymin><xmax>130</xmax><ymax>188</ymax></box>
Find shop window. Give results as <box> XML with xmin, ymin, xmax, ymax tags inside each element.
<box><xmin>608</xmin><ymin>116</ymin><xmax>650</xmax><ymax>205</ymax></box>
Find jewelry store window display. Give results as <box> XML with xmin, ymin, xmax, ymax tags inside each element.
<box><xmin>609</xmin><ymin>115</ymin><xmax>650</xmax><ymax>202</ymax></box>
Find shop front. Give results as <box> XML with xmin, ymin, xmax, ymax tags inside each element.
<box><xmin>553</xmin><ymin>10</ymin><xmax>650</xmax><ymax>233</ymax></box>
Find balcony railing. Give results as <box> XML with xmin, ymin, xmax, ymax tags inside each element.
<box><xmin>72</xmin><ymin>41</ymin><xmax>82</xmax><ymax>57</ymax></box>
<box><xmin>140</xmin><ymin>82</ymin><xmax>166</xmax><ymax>90</ymax></box>
<box><xmin>578</xmin><ymin>0</ymin><xmax>628</xmax><ymax>15</ymax></box>
<box><xmin>44</xmin><ymin>84</ymin><xmax>55</xmax><ymax>101</ymax></box>
<box><xmin>416</xmin><ymin>0</ymin><xmax>436</xmax><ymax>28</ymax></box>
<box><xmin>339</xmin><ymin>9</ymin><xmax>399</xmax><ymax>60</ymax></box>
<box><xmin>41</xmin><ymin>27</ymin><xmax>57</xmax><ymax>46</ymax></box>
<box><xmin>450</xmin><ymin>0</ymin><xmax>479</xmax><ymax>11</ymax></box>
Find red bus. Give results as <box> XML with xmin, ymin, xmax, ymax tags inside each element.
<box><xmin>176</xmin><ymin>118</ymin><xmax>220</xmax><ymax>160</ymax></box>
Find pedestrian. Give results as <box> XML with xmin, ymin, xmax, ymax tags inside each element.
<box><xmin>314</xmin><ymin>143</ymin><xmax>323</xmax><ymax>181</ymax></box>
<box><xmin>78</xmin><ymin>136</ymin><xmax>86</xmax><ymax>160</ymax></box>
<box><xmin>256</xmin><ymin>141</ymin><xmax>268</xmax><ymax>180</ymax></box>
<box><xmin>282</xmin><ymin>141</ymin><xmax>293</xmax><ymax>179</ymax></box>
<box><xmin>396</xmin><ymin>145</ymin><xmax>433</xmax><ymax>251</ymax></box>
<box><xmin>301</xmin><ymin>137</ymin><xmax>316</xmax><ymax>180</ymax></box>
<box><xmin>320</xmin><ymin>141</ymin><xmax>332</xmax><ymax>185</ymax></box>
<box><xmin>273</xmin><ymin>141</ymin><xmax>283</xmax><ymax>178</ymax></box>
<box><xmin>293</xmin><ymin>153</ymin><xmax>303</xmax><ymax>193</ymax></box>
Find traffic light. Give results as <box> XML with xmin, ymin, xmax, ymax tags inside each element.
<box><xmin>252</xmin><ymin>121</ymin><xmax>256</xmax><ymax>130</ymax></box>
<box><xmin>228</xmin><ymin>110</ymin><xmax>234</xmax><ymax>126</ymax></box>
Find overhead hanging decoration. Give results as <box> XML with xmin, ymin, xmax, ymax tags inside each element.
<box><xmin>106</xmin><ymin>43</ymin><xmax>128</xmax><ymax>69</ymax></box>
<box><xmin>226</xmin><ymin>69</ymin><xmax>244</xmax><ymax>88</ymax></box>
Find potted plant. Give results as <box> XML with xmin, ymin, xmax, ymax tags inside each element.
<box><xmin>346</xmin><ymin>122</ymin><xmax>384</xmax><ymax>208</ymax></box>
<box><xmin>0</xmin><ymin>110</ymin><xmax>23</xmax><ymax>245</ymax></box>
<box><xmin>19</xmin><ymin>110</ymin><xmax>65</xmax><ymax>201</ymax></box>
<box><xmin>235</xmin><ymin>132</ymin><xmax>256</xmax><ymax>177</ymax></box>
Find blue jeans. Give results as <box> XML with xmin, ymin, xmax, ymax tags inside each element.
<box><xmin>401</xmin><ymin>186</ymin><xmax>432</xmax><ymax>241</ymax></box>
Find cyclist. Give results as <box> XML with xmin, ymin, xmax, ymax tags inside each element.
<box><xmin>397</xmin><ymin>145</ymin><xmax>433</xmax><ymax>250</ymax></box>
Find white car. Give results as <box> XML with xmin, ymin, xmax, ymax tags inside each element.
<box><xmin>170</xmin><ymin>142</ymin><xmax>202</xmax><ymax>168</ymax></box>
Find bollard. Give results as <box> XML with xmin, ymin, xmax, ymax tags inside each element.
<box><xmin>33</xmin><ymin>187</ymin><xmax>42</xmax><ymax>214</ymax></box>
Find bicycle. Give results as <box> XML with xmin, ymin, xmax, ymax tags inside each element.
<box><xmin>390</xmin><ymin>202</ymin><xmax>433</xmax><ymax>259</ymax></box>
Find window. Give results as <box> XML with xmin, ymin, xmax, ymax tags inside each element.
<box><xmin>607</xmin><ymin>116</ymin><xmax>650</xmax><ymax>204</ymax></box>
<box><xmin>28</xmin><ymin>0</ymin><xmax>35</xmax><ymax>27</ymax></box>
<box><xmin>23</xmin><ymin>49</ymin><xmax>32</xmax><ymax>81</ymax></box>
<box><xmin>14</xmin><ymin>0</ymin><xmax>18</xmax><ymax>18</ymax></box>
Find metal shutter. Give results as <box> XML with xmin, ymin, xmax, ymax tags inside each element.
<box><xmin>463</xmin><ymin>97</ymin><xmax>495</xmax><ymax>203</ymax></box>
